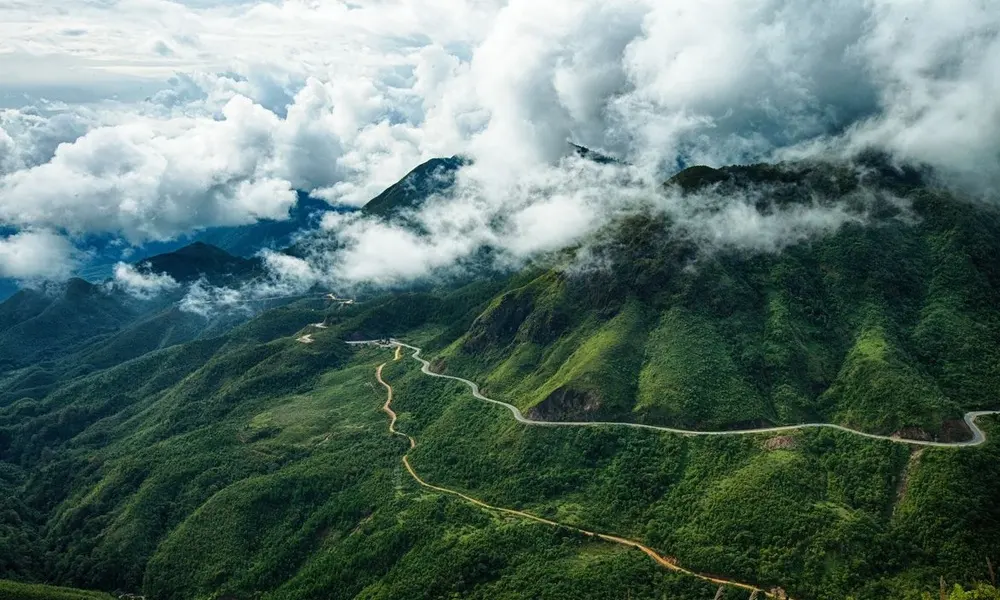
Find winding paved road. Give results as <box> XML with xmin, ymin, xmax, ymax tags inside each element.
<box><xmin>375</xmin><ymin>360</ymin><xmax>782</xmax><ymax>598</ymax></box>
<box><xmin>352</xmin><ymin>340</ymin><xmax>999</xmax><ymax>448</ymax></box>
<box><xmin>336</xmin><ymin>335</ymin><xmax>999</xmax><ymax>599</ymax></box>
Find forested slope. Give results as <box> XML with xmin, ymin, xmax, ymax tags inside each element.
<box><xmin>1</xmin><ymin>159</ymin><xmax>999</xmax><ymax>599</ymax></box>
<box><xmin>437</xmin><ymin>163</ymin><xmax>1000</xmax><ymax>438</ymax></box>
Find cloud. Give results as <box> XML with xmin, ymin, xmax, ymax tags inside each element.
<box><xmin>266</xmin><ymin>158</ymin><xmax>898</xmax><ymax>291</ymax></box>
<box><xmin>0</xmin><ymin>0</ymin><xmax>997</xmax><ymax>285</ymax></box>
<box><xmin>259</xmin><ymin>250</ymin><xmax>321</xmax><ymax>290</ymax></box>
<box><xmin>179</xmin><ymin>279</ymin><xmax>248</xmax><ymax>317</ymax></box>
<box><xmin>3</xmin><ymin>0</ymin><xmax>995</xmax><ymax>189</ymax></box>
<box><xmin>110</xmin><ymin>262</ymin><xmax>181</xmax><ymax>299</ymax></box>
<box><xmin>656</xmin><ymin>185</ymin><xmax>872</xmax><ymax>253</ymax></box>
<box><xmin>838</xmin><ymin>0</ymin><xmax>1000</xmax><ymax>192</ymax></box>
<box><xmin>0</xmin><ymin>230</ymin><xmax>79</xmax><ymax>280</ymax></box>
<box><xmin>295</xmin><ymin>157</ymin><xmax>644</xmax><ymax>287</ymax></box>
<box><xmin>0</xmin><ymin>96</ymin><xmax>303</xmax><ymax>242</ymax></box>
<box><xmin>171</xmin><ymin>257</ymin><xmax>324</xmax><ymax>315</ymax></box>
<box><xmin>0</xmin><ymin>107</ymin><xmax>95</xmax><ymax>174</ymax></box>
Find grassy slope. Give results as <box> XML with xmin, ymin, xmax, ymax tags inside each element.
<box><xmin>385</xmin><ymin>352</ymin><xmax>1000</xmax><ymax>599</ymax></box>
<box><xmin>0</xmin><ymin>305</ymin><xmax>735</xmax><ymax>600</ymax></box>
<box><xmin>434</xmin><ymin>180</ymin><xmax>1000</xmax><ymax>438</ymax></box>
<box><xmin>0</xmin><ymin>580</ymin><xmax>112</xmax><ymax>600</ymax></box>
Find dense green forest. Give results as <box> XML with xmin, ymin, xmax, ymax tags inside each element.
<box><xmin>383</xmin><ymin>348</ymin><xmax>1000</xmax><ymax>599</ymax></box>
<box><xmin>0</xmin><ymin>319</ymin><xmax>745</xmax><ymax>600</ymax></box>
<box><xmin>439</xmin><ymin>163</ymin><xmax>1000</xmax><ymax>438</ymax></box>
<box><xmin>0</xmin><ymin>160</ymin><xmax>999</xmax><ymax>599</ymax></box>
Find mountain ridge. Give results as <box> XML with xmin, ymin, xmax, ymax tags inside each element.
<box><xmin>0</xmin><ymin>158</ymin><xmax>998</xmax><ymax>600</ymax></box>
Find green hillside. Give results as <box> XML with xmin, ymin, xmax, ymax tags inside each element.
<box><xmin>435</xmin><ymin>163</ymin><xmax>1000</xmax><ymax>439</ymax></box>
<box><xmin>4</xmin><ymin>285</ymin><xmax>996</xmax><ymax>599</ymax></box>
<box><xmin>0</xmin><ymin>159</ymin><xmax>998</xmax><ymax>599</ymax></box>
<box><xmin>0</xmin><ymin>293</ymin><xmax>741</xmax><ymax>599</ymax></box>
<box><xmin>0</xmin><ymin>580</ymin><xmax>112</xmax><ymax>600</ymax></box>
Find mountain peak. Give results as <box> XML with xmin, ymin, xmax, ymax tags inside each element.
<box><xmin>64</xmin><ymin>277</ymin><xmax>99</xmax><ymax>300</ymax></box>
<box><xmin>569</xmin><ymin>143</ymin><xmax>618</xmax><ymax>165</ymax></box>
<box><xmin>362</xmin><ymin>156</ymin><xmax>466</xmax><ymax>219</ymax></box>
<box><xmin>666</xmin><ymin>165</ymin><xmax>732</xmax><ymax>192</ymax></box>
<box><xmin>139</xmin><ymin>242</ymin><xmax>261</xmax><ymax>284</ymax></box>
<box><xmin>170</xmin><ymin>241</ymin><xmax>231</xmax><ymax>257</ymax></box>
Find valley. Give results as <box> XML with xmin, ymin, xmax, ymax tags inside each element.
<box><xmin>1</xmin><ymin>160</ymin><xmax>999</xmax><ymax>599</ymax></box>
<box><xmin>4</xmin><ymin>1</ymin><xmax>1000</xmax><ymax>597</ymax></box>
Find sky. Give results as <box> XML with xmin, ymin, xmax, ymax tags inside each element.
<box><xmin>1</xmin><ymin>0</ymin><xmax>998</xmax><ymax>288</ymax></box>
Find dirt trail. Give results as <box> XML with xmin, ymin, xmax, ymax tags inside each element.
<box><xmin>375</xmin><ymin>362</ymin><xmax>781</xmax><ymax>598</ymax></box>
<box><xmin>352</xmin><ymin>341</ymin><xmax>1000</xmax><ymax>448</ymax></box>
<box><xmin>296</xmin><ymin>323</ymin><xmax>330</xmax><ymax>345</ymax></box>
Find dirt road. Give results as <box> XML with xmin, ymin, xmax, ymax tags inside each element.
<box><xmin>375</xmin><ymin>361</ymin><xmax>782</xmax><ymax>598</ymax></box>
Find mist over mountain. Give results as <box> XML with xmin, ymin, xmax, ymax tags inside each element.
<box><xmin>0</xmin><ymin>191</ymin><xmax>335</xmax><ymax>301</ymax></box>
<box><xmin>2</xmin><ymin>2</ymin><xmax>1000</xmax><ymax>600</ymax></box>
<box><xmin>1</xmin><ymin>0</ymin><xmax>998</xmax><ymax>286</ymax></box>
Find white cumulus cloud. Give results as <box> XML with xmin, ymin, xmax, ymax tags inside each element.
<box><xmin>0</xmin><ymin>230</ymin><xmax>79</xmax><ymax>280</ymax></box>
<box><xmin>0</xmin><ymin>0</ymin><xmax>996</xmax><ymax>284</ymax></box>
<box><xmin>111</xmin><ymin>262</ymin><xmax>180</xmax><ymax>299</ymax></box>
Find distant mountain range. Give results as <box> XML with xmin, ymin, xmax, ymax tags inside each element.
<box><xmin>1</xmin><ymin>145</ymin><xmax>619</xmax><ymax>302</ymax></box>
<box><xmin>0</xmin><ymin>192</ymin><xmax>335</xmax><ymax>301</ymax></box>
<box><xmin>0</xmin><ymin>239</ymin><xmax>297</xmax><ymax>394</ymax></box>
<box><xmin>0</xmin><ymin>153</ymin><xmax>484</xmax><ymax>393</ymax></box>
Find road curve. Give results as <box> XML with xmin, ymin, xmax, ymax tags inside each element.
<box><xmin>352</xmin><ymin>340</ymin><xmax>999</xmax><ymax>448</ymax></box>
<box><xmin>375</xmin><ymin>361</ymin><xmax>783</xmax><ymax>598</ymax></box>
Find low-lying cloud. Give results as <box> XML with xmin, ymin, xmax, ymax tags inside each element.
<box><xmin>110</xmin><ymin>262</ymin><xmax>181</xmax><ymax>299</ymax></box>
<box><xmin>0</xmin><ymin>0</ymin><xmax>997</xmax><ymax>282</ymax></box>
<box><xmin>179</xmin><ymin>280</ymin><xmax>249</xmax><ymax>317</ymax></box>
<box><xmin>174</xmin><ymin>268</ymin><xmax>328</xmax><ymax>318</ymax></box>
<box><xmin>260</xmin><ymin>158</ymin><xmax>908</xmax><ymax>294</ymax></box>
<box><xmin>284</xmin><ymin>157</ymin><xmax>648</xmax><ymax>289</ymax></box>
<box><xmin>656</xmin><ymin>185</ymin><xmax>903</xmax><ymax>254</ymax></box>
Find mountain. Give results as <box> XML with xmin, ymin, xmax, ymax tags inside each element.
<box><xmin>0</xmin><ymin>159</ymin><xmax>999</xmax><ymax>600</ymax></box>
<box><xmin>0</xmin><ymin>243</ymin><xmax>306</xmax><ymax>402</ymax></box>
<box><xmin>0</xmin><ymin>192</ymin><xmax>337</xmax><ymax>302</ymax></box>
<box><xmin>0</xmin><ymin>279</ymin><xmax>134</xmax><ymax>373</ymax></box>
<box><xmin>570</xmin><ymin>142</ymin><xmax>619</xmax><ymax>164</ymax></box>
<box><xmin>138</xmin><ymin>241</ymin><xmax>263</xmax><ymax>285</ymax></box>
<box><xmin>78</xmin><ymin>191</ymin><xmax>335</xmax><ymax>281</ymax></box>
<box><xmin>360</xmin><ymin>145</ymin><xmax>614</xmax><ymax>221</ymax></box>
<box><xmin>362</xmin><ymin>156</ymin><xmax>466</xmax><ymax>220</ymax></box>
<box><xmin>428</xmin><ymin>161</ymin><xmax>1000</xmax><ymax>439</ymax></box>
